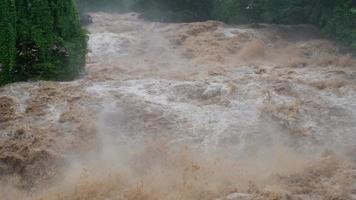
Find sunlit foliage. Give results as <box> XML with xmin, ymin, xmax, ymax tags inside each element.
<box><xmin>0</xmin><ymin>0</ymin><xmax>87</xmax><ymax>86</ymax></box>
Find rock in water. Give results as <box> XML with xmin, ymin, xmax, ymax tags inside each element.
<box><xmin>80</xmin><ymin>14</ymin><xmax>93</xmax><ymax>26</ymax></box>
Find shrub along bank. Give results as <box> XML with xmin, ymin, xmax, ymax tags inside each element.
<box><xmin>0</xmin><ymin>0</ymin><xmax>87</xmax><ymax>85</ymax></box>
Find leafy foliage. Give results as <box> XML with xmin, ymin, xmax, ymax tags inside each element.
<box><xmin>0</xmin><ymin>0</ymin><xmax>17</xmax><ymax>84</ymax></box>
<box><xmin>0</xmin><ymin>0</ymin><xmax>87</xmax><ymax>86</ymax></box>
<box><xmin>212</xmin><ymin>0</ymin><xmax>356</xmax><ymax>48</ymax></box>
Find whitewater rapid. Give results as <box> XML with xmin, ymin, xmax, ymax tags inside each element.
<box><xmin>0</xmin><ymin>12</ymin><xmax>355</xmax><ymax>200</ymax></box>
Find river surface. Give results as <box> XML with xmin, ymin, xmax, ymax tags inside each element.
<box><xmin>0</xmin><ymin>12</ymin><xmax>356</xmax><ymax>200</ymax></box>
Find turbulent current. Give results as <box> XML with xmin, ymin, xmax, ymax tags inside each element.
<box><xmin>0</xmin><ymin>12</ymin><xmax>356</xmax><ymax>200</ymax></box>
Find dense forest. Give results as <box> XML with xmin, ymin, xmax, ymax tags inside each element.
<box><xmin>0</xmin><ymin>0</ymin><xmax>86</xmax><ymax>85</ymax></box>
<box><xmin>0</xmin><ymin>0</ymin><xmax>355</xmax><ymax>86</ymax></box>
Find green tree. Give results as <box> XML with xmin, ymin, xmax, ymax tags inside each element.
<box><xmin>0</xmin><ymin>0</ymin><xmax>17</xmax><ymax>84</ymax></box>
<box><xmin>0</xmin><ymin>0</ymin><xmax>87</xmax><ymax>86</ymax></box>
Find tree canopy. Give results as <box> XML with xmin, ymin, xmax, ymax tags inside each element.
<box><xmin>0</xmin><ymin>0</ymin><xmax>87</xmax><ymax>85</ymax></box>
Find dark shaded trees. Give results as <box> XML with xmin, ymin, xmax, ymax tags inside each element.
<box><xmin>134</xmin><ymin>0</ymin><xmax>214</xmax><ymax>22</ymax></box>
<box><xmin>212</xmin><ymin>0</ymin><xmax>355</xmax><ymax>48</ymax></box>
<box><xmin>310</xmin><ymin>0</ymin><xmax>356</xmax><ymax>48</ymax></box>
<box><xmin>0</xmin><ymin>0</ymin><xmax>17</xmax><ymax>84</ymax></box>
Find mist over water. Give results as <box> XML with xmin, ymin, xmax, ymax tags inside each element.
<box><xmin>0</xmin><ymin>12</ymin><xmax>356</xmax><ymax>200</ymax></box>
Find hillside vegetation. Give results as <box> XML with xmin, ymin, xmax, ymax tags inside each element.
<box><xmin>0</xmin><ymin>0</ymin><xmax>87</xmax><ymax>86</ymax></box>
